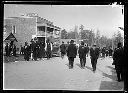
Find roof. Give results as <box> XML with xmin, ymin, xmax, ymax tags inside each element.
<box><xmin>4</xmin><ymin>33</ymin><xmax>18</xmax><ymax>42</ymax></box>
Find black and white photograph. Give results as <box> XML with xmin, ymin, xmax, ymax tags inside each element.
<box><xmin>3</xmin><ymin>3</ymin><xmax>126</xmax><ymax>91</ymax></box>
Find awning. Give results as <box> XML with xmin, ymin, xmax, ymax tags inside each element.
<box><xmin>4</xmin><ymin>33</ymin><xmax>18</xmax><ymax>42</ymax></box>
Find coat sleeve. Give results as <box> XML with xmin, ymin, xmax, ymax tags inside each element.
<box><xmin>75</xmin><ymin>46</ymin><xmax>77</xmax><ymax>55</ymax></box>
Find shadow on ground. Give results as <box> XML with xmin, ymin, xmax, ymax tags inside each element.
<box><xmin>98</xmin><ymin>65</ymin><xmax>124</xmax><ymax>90</ymax></box>
<box><xmin>4</xmin><ymin>55</ymin><xmax>25</xmax><ymax>63</ymax></box>
<box><xmin>4</xmin><ymin>53</ymin><xmax>60</xmax><ymax>63</ymax></box>
<box><xmin>100</xmin><ymin>81</ymin><xmax>124</xmax><ymax>90</ymax></box>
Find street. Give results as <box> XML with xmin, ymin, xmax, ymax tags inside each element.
<box><xmin>3</xmin><ymin>55</ymin><xmax>124</xmax><ymax>90</ymax></box>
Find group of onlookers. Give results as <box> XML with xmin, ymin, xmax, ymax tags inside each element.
<box><xmin>4</xmin><ymin>38</ymin><xmax>53</xmax><ymax>61</ymax></box>
<box><xmin>23</xmin><ymin>38</ymin><xmax>53</xmax><ymax>61</ymax></box>
<box><xmin>4</xmin><ymin>41</ymin><xmax>17</xmax><ymax>57</ymax></box>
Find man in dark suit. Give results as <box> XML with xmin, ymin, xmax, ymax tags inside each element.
<box><xmin>60</xmin><ymin>41</ymin><xmax>66</xmax><ymax>59</ymax></box>
<box><xmin>24</xmin><ymin>42</ymin><xmax>31</xmax><ymax>61</ymax></box>
<box><xmin>78</xmin><ymin>41</ymin><xmax>88</xmax><ymax>68</ymax></box>
<box><xmin>90</xmin><ymin>44</ymin><xmax>100</xmax><ymax>72</ymax></box>
<box><xmin>113</xmin><ymin>42</ymin><xmax>124</xmax><ymax>82</ymax></box>
<box><xmin>67</xmin><ymin>40</ymin><xmax>77</xmax><ymax>69</ymax></box>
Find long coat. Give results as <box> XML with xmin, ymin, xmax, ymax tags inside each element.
<box><xmin>67</xmin><ymin>44</ymin><xmax>77</xmax><ymax>58</ymax></box>
<box><xmin>78</xmin><ymin>45</ymin><xmax>88</xmax><ymax>58</ymax></box>
<box><xmin>113</xmin><ymin>47</ymin><xmax>124</xmax><ymax>72</ymax></box>
<box><xmin>60</xmin><ymin>44</ymin><xmax>66</xmax><ymax>54</ymax></box>
<box><xmin>24</xmin><ymin>45</ymin><xmax>31</xmax><ymax>60</ymax></box>
<box><xmin>90</xmin><ymin>47</ymin><xmax>100</xmax><ymax>59</ymax></box>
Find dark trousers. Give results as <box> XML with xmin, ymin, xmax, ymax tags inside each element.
<box><xmin>80</xmin><ymin>57</ymin><xmax>86</xmax><ymax>67</ymax></box>
<box><xmin>68</xmin><ymin>57</ymin><xmax>75</xmax><ymax>68</ymax></box>
<box><xmin>33</xmin><ymin>50</ymin><xmax>38</xmax><ymax>61</ymax></box>
<box><xmin>61</xmin><ymin>52</ymin><xmax>65</xmax><ymax>58</ymax></box>
<box><xmin>115</xmin><ymin>65</ymin><xmax>123</xmax><ymax>81</ymax></box>
<box><xmin>46</xmin><ymin>51</ymin><xmax>52</xmax><ymax>59</ymax></box>
<box><xmin>24</xmin><ymin>54</ymin><xmax>29</xmax><ymax>61</ymax></box>
<box><xmin>91</xmin><ymin>58</ymin><xmax>97</xmax><ymax>71</ymax></box>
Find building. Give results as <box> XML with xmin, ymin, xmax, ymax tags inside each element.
<box><xmin>4</xmin><ymin>13</ymin><xmax>61</xmax><ymax>53</ymax></box>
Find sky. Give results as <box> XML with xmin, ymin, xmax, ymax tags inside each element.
<box><xmin>4</xmin><ymin>4</ymin><xmax>124</xmax><ymax>38</ymax></box>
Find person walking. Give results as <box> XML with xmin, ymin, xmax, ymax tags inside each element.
<box><xmin>113</xmin><ymin>42</ymin><xmax>124</xmax><ymax>82</ymax></box>
<box><xmin>78</xmin><ymin>41</ymin><xmax>88</xmax><ymax>69</ymax></box>
<box><xmin>24</xmin><ymin>42</ymin><xmax>31</xmax><ymax>61</ymax></box>
<box><xmin>60</xmin><ymin>41</ymin><xmax>66</xmax><ymax>59</ymax></box>
<box><xmin>90</xmin><ymin>44</ymin><xmax>100</xmax><ymax>72</ymax></box>
<box><xmin>67</xmin><ymin>40</ymin><xmax>77</xmax><ymax>69</ymax></box>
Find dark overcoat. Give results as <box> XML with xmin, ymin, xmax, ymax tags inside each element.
<box><xmin>24</xmin><ymin>45</ymin><xmax>31</xmax><ymax>60</ymax></box>
<box><xmin>78</xmin><ymin>45</ymin><xmax>88</xmax><ymax>58</ymax></box>
<box><xmin>60</xmin><ymin>44</ymin><xmax>66</xmax><ymax>54</ymax></box>
<box><xmin>113</xmin><ymin>47</ymin><xmax>124</xmax><ymax>72</ymax></box>
<box><xmin>90</xmin><ymin>47</ymin><xmax>100</xmax><ymax>59</ymax></box>
<box><xmin>67</xmin><ymin>44</ymin><xmax>77</xmax><ymax>58</ymax></box>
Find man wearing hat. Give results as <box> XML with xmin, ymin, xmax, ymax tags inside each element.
<box><xmin>60</xmin><ymin>41</ymin><xmax>66</xmax><ymax>59</ymax></box>
<box><xmin>67</xmin><ymin>40</ymin><xmax>77</xmax><ymax>69</ymax></box>
<box><xmin>90</xmin><ymin>43</ymin><xmax>100</xmax><ymax>72</ymax></box>
<box><xmin>24</xmin><ymin>42</ymin><xmax>31</xmax><ymax>61</ymax></box>
<box><xmin>78</xmin><ymin>41</ymin><xmax>88</xmax><ymax>68</ymax></box>
<box><xmin>113</xmin><ymin>42</ymin><xmax>124</xmax><ymax>82</ymax></box>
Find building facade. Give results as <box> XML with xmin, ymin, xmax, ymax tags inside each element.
<box><xmin>4</xmin><ymin>13</ymin><xmax>61</xmax><ymax>53</ymax></box>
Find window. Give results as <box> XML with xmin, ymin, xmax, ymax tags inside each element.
<box><xmin>37</xmin><ymin>26</ymin><xmax>45</xmax><ymax>31</ymax></box>
<box><xmin>12</xmin><ymin>25</ymin><xmax>16</xmax><ymax>34</ymax></box>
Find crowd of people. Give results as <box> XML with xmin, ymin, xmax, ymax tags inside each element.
<box><xmin>4</xmin><ymin>39</ymin><xmax>123</xmax><ymax>75</ymax></box>
<box><xmin>4</xmin><ymin>38</ymin><xmax>53</xmax><ymax>61</ymax></box>
<box><xmin>4</xmin><ymin>39</ymin><xmax>126</xmax><ymax>90</ymax></box>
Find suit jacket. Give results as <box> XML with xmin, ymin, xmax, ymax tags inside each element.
<box><xmin>78</xmin><ymin>45</ymin><xmax>88</xmax><ymax>58</ymax></box>
<box><xmin>90</xmin><ymin>47</ymin><xmax>100</xmax><ymax>59</ymax></box>
<box><xmin>67</xmin><ymin>44</ymin><xmax>77</xmax><ymax>58</ymax></box>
